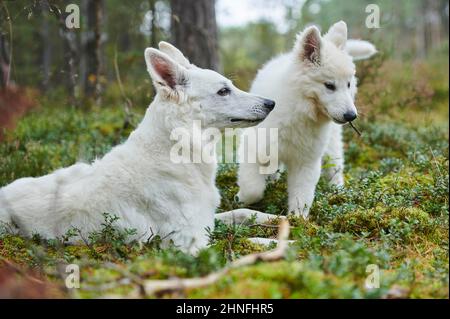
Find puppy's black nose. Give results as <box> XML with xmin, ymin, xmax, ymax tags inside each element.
<box><xmin>264</xmin><ymin>99</ymin><xmax>276</xmax><ymax>111</ymax></box>
<box><xmin>343</xmin><ymin>111</ymin><xmax>357</xmax><ymax>122</ymax></box>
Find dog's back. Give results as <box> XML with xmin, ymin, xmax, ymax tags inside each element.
<box><xmin>0</xmin><ymin>162</ymin><xmax>95</xmax><ymax>236</ymax></box>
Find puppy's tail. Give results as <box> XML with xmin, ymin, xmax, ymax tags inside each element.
<box><xmin>345</xmin><ymin>39</ymin><xmax>377</xmax><ymax>61</ymax></box>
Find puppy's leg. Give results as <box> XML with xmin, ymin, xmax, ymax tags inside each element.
<box><xmin>237</xmin><ymin>162</ymin><xmax>267</xmax><ymax>205</ymax></box>
<box><xmin>236</xmin><ymin>127</ymin><xmax>271</xmax><ymax>205</ymax></box>
<box><xmin>267</xmin><ymin>163</ymin><xmax>285</xmax><ymax>182</ymax></box>
<box><xmin>323</xmin><ymin>124</ymin><xmax>345</xmax><ymax>188</ymax></box>
<box><xmin>215</xmin><ymin>209</ymin><xmax>285</xmax><ymax>225</ymax></box>
<box><xmin>287</xmin><ymin>161</ymin><xmax>321</xmax><ymax>218</ymax></box>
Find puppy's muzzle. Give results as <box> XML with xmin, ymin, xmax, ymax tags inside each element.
<box><xmin>343</xmin><ymin>111</ymin><xmax>357</xmax><ymax>122</ymax></box>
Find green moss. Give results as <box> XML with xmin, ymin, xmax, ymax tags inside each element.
<box><xmin>332</xmin><ymin>207</ymin><xmax>436</xmax><ymax>242</ymax></box>
<box><xmin>64</xmin><ymin>245</ymin><xmax>93</xmax><ymax>260</ymax></box>
<box><xmin>0</xmin><ymin>235</ymin><xmax>33</xmax><ymax>265</ymax></box>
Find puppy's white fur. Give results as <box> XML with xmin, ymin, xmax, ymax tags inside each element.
<box><xmin>0</xmin><ymin>43</ymin><xmax>275</xmax><ymax>254</ymax></box>
<box><xmin>237</xmin><ymin>21</ymin><xmax>376</xmax><ymax>217</ymax></box>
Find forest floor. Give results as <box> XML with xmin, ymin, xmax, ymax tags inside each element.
<box><xmin>0</xmin><ymin>56</ymin><xmax>448</xmax><ymax>298</ymax></box>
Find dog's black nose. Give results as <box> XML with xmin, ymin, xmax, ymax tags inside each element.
<box><xmin>264</xmin><ymin>99</ymin><xmax>276</xmax><ymax>111</ymax></box>
<box><xmin>343</xmin><ymin>111</ymin><xmax>357</xmax><ymax>122</ymax></box>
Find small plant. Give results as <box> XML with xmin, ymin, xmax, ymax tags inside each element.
<box><xmin>84</xmin><ymin>213</ymin><xmax>138</xmax><ymax>260</ymax></box>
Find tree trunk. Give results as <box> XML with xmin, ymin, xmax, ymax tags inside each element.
<box><xmin>40</xmin><ymin>4</ymin><xmax>51</xmax><ymax>92</ymax></box>
<box><xmin>421</xmin><ymin>0</ymin><xmax>444</xmax><ymax>56</ymax></box>
<box><xmin>0</xmin><ymin>34</ymin><xmax>10</xmax><ymax>89</ymax></box>
<box><xmin>149</xmin><ymin>0</ymin><xmax>158</xmax><ymax>48</ymax></box>
<box><xmin>83</xmin><ymin>0</ymin><xmax>104</xmax><ymax>103</ymax></box>
<box><xmin>440</xmin><ymin>0</ymin><xmax>449</xmax><ymax>38</ymax></box>
<box><xmin>46</xmin><ymin>0</ymin><xmax>79</xmax><ymax>104</ymax></box>
<box><xmin>61</xmin><ymin>23</ymin><xmax>79</xmax><ymax>105</ymax></box>
<box><xmin>0</xmin><ymin>3</ymin><xmax>11</xmax><ymax>90</ymax></box>
<box><xmin>170</xmin><ymin>0</ymin><xmax>219</xmax><ymax>70</ymax></box>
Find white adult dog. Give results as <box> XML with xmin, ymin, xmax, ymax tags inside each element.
<box><xmin>0</xmin><ymin>42</ymin><xmax>277</xmax><ymax>254</ymax></box>
<box><xmin>237</xmin><ymin>21</ymin><xmax>377</xmax><ymax>218</ymax></box>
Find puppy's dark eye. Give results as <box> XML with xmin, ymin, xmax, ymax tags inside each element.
<box><xmin>217</xmin><ymin>88</ymin><xmax>231</xmax><ymax>96</ymax></box>
<box><xmin>324</xmin><ymin>82</ymin><xmax>336</xmax><ymax>91</ymax></box>
<box><xmin>347</xmin><ymin>82</ymin><xmax>351</xmax><ymax>88</ymax></box>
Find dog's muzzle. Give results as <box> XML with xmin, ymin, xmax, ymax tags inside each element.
<box><xmin>263</xmin><ymin>99</ymin><xmax>276</xmax><ymax>112</ymax></box>
<box><xmin>230</xmin><ymin>99</ymin><xmax>275</xmax><ymax>124</ymax></box>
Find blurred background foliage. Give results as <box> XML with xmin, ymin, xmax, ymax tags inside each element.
<box><xmin>0</xmin><ymin>0</ymin><xmax>447</xmax><ymax>166</ymax></box>
<box><xmin>0</xmin><ymin>0</ymin><xmax>448</xmax><ymax>107</ymax></box>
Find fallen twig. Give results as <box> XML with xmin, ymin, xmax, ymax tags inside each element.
<box><xmin>248</xmin><ymin>223</ymin><xmax>293</xmax><ymax>229</ymax></box>
<box><xmin>104</xmin><ymin>219</ymin><xmax>290</xmax><ymax>298</ymax></box>
<box><xmin>0</xmin><ymin>255</ymin><xmax>45</xmax><ymax>285</ymax></box>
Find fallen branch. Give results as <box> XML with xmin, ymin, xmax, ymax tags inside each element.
<box><xmin>0</xmin><ymin>255</ymin><xmax>45</xmax><ymax>285</ymax></box>
<box><xmin>105</xmin><ymin>219</ymin><xmax>290</xmax><ymax>298</ymax></box>
<box><xmin>249</xmin><ymin>223</ymin><xmax>291</xmax><ymax>229</ymax></box>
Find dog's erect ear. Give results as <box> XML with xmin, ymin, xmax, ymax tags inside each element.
<box><xmin>325</xmin><ymin>20</ymin><xmax>347</xmax><ymax>49</ymax></box>
<box><xmin>296</xmin><ymin>26</ymin><xmax>322</xmax><ymax>65</ymax></box>
<box><xmin>144</xmin><ymin>48</ymin><xmax>187</xmax><ymax>91</ymax></box>
<box><xmin>158</xmin><ymin>41</ymin><xmax>191</xmax><ymax>68</ymax></box>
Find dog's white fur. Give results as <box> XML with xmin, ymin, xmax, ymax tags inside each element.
<box><xmin>0</xmin><ymin>43</ymin><xmax>276</xmax><ymax>254</ymax></box>
<box><xmin>237</xmin><ymin>21</ymin><xmax>377</xmax><ymax>218</ymax></box>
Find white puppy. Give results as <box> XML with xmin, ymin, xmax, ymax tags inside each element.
<box><xmin>0</xmin><ymin>42</ymin><xmax>276</xmax><ymax>254</ymax></box>
<box><xmin>237</xmin><ymin>21</ymin><xmax>376</xmax><ymax>218</ymax></box>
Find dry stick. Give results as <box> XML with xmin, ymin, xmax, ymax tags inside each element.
<box><xmin>248</xmin><ymin>223</ymin><xmax>281</xmax><ymax>229</ymax></box>
<box><xmin>0</xmin><ymin>255</ymin><xmax>46</xmax><ymax>285</ymax></box>
<box><xmin>105</xmin><ymin>219</ymin><xmax>290</xmax><ymax>298</ymax></box>
<box><xmin>113</xmin><ymin>46</ymin><xmax>133</xmax><ymax>128</ymax></box>
<box><xmin>144</xmin><ymin>219</ymin><xmax>289</xmax><ymax>296</ymax></box>
<box><xmin>349</xmin><ymin>121</ymin><xmax>362</xmax><ymax>136</ymax></box>
<box><xmin>102</xmin><ymin>262</ymin><xmax>147</xmax><ymax>297</ymax></box>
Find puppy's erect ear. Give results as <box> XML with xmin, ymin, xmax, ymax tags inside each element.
<box><xmin>144</xmin><ymin>48</ymin><xmax>187</xmax><ymax>91</ymax></box>
<box><xmin>325</xmin><ymin>20</ymin><xmax>347</xmax><ymax>49</ymax></box>
<box><xmin>345</xmin><ymin>39</ymin><xmax>377</xmax><ymax>61</ymax></box>
<box><xmin>295</xmin><ymin>26</ymin><xmax>322</xmax><ymax>65</ymax></box>
<box><xmin>158</xmin><ymin>41</ymin><xmax>192</xmax><ymax>68</ymax></box>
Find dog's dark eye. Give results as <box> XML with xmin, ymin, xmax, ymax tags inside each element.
<box><xmin>347</xmin><ymin>82</ymin><xmax>351</xmax><ymax>88</ymax></box>
<box><xmin>217</xmin><ymin>88</ymin><xmax>231</xmax><ymax>96</ymax></box>
<box><xmin>324</xmin><ymin>82</ymin><xmax>336</xmax><ymax>91</ymax></box>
